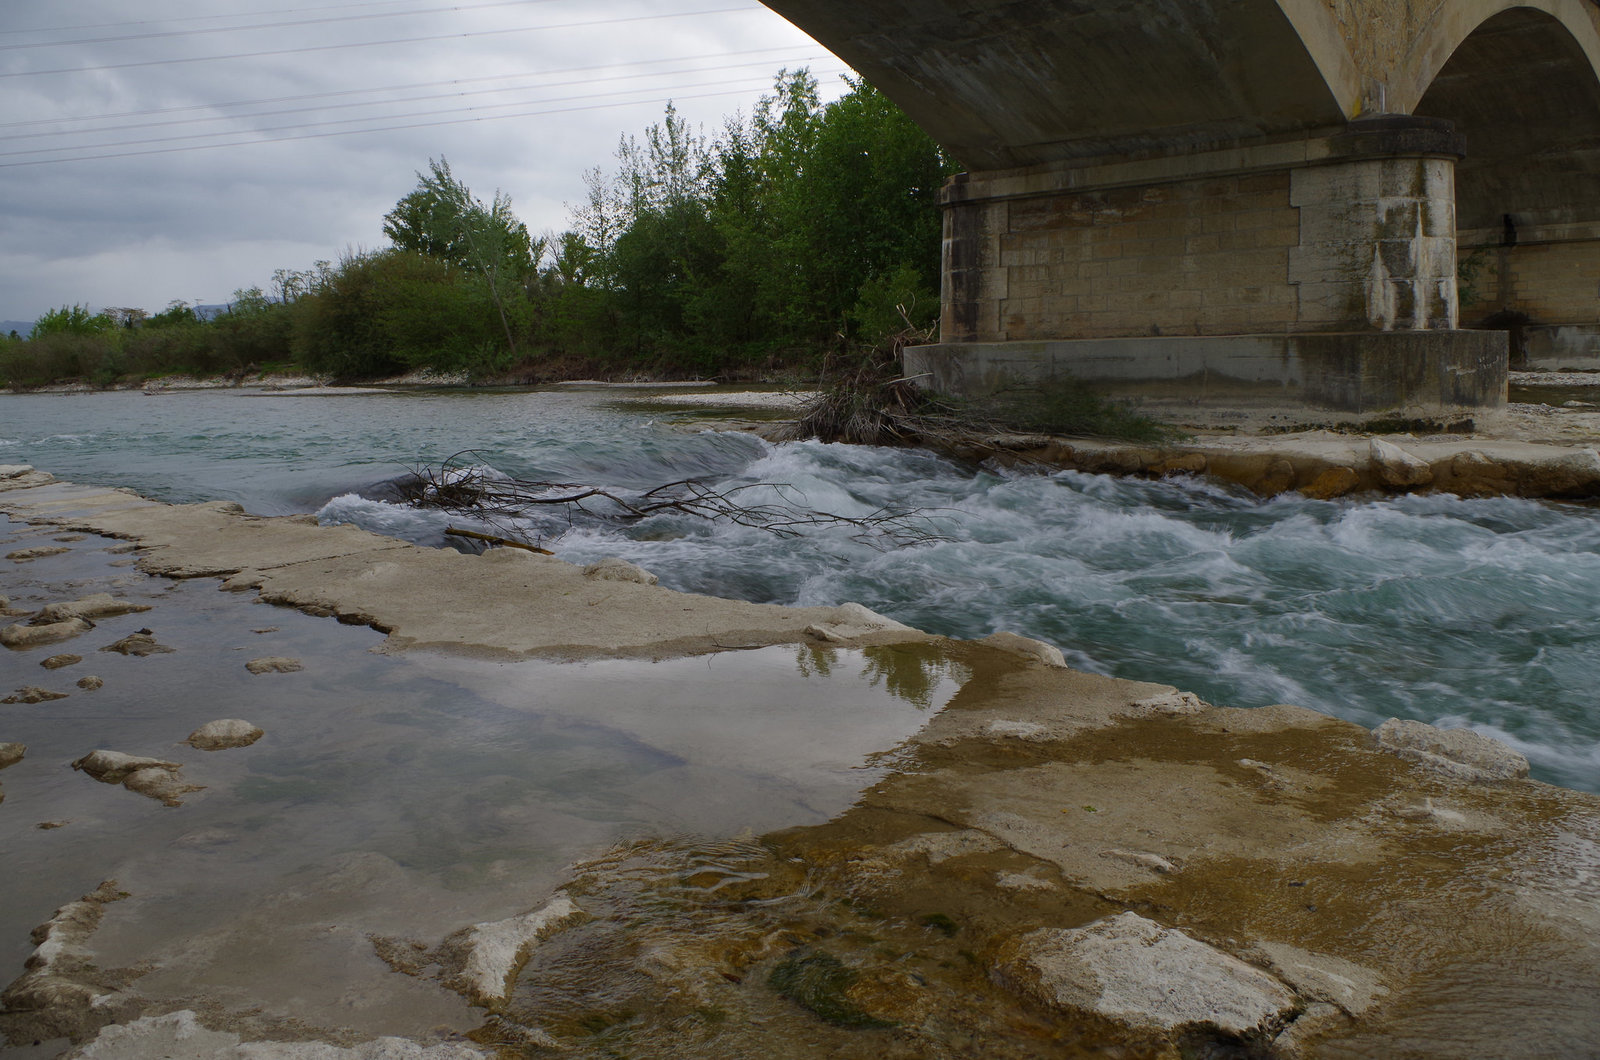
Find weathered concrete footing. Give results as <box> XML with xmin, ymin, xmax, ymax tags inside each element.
<box><xmin>906</xmin><ymin>330</ymin><xmax>1508</xmax><ymax>415</ymax></box>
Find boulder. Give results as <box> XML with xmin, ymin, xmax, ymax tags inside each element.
<box><xmin>0</xmin><ymin>742</ymin><xmax>23</xmax><ymax>769</ymax></box>
<box><xmin>40</xmin><ymin>654</ymin><xmax>81</xmax><ymax>670</ymax></box>
<box><xmin>71</xmin><ymin>750</ymin><xmax>181</xmax><ymax>784</ymax></box>
<box><xmin>245</xmin><ymin>656</ymin><xmax>302</xmax><ymax>675</ymax></box>
<box><xmin>1372</xmin><ymin>718</ymin><xmax>1529</xmax><ymax>783</ymax></box>
<box><xmin>99</xmin><ymin>630</ymin><xmax>174</xmax><ymax>656</ymax></box>
<box><xmin>186</xmin><ymin>719</ymin><xmax>264</xmax><ymax>751</ymax></box>
<box><xmin>71</xmin><ymin>751</ymin><xmax>201</xmax><ymax>806</ymax></box>
<box><xmin>997</xmin><ymin>912</ymin><xmax>1297</xmax><ymax>1037</ymax></box>
<box><xmin>76</xmin><ymin>676</ymin><xmax>104</xmax><ymax>691</ymax></box>
<box><xmin>581</xmin><ymin>556</ymin><xmax>659</xmax><ymax>585</ymax></box>
<box><xmin>1369</xmin><ymin>438</ymin><xmax>1434</xmax><ymax>488</ymax></box>
<box><xmin>1</xmin><ymin>617</ymin><xmax>93</xmax><ymax>649</ymax></box>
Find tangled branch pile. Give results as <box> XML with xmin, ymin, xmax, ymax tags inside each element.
<box><xmin>782</xmin><ymin>315</ymin><xmax>1176</xmax><ymax>447</ymax></box>
<box><xmin>400</xmin><ymin>452</ymin><xmax>949</xmax><ymax>551</ymax></box>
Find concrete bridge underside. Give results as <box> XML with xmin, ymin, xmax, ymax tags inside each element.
<box><xmin>763</xmin><ymin>0</ymin><xmax>1600</xmax><ymax>415</ymax></box>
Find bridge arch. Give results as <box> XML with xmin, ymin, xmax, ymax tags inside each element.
<box><xmin>759</xmin><ymin>1</ymin><xmax>1356</xmax><ymax>169</ymax></box>
<box><xmin>1395</xmin><ymin>0</ymin><xmax>1600</xmax><ymax>116</ymax></box>
<box><xmin>1410</xmin><ymin>3</ymin><xmax>1600</xmax><ymax>358</ymax></box>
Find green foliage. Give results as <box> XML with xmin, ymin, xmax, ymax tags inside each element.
<box><xmin>146</xmin><ymin>300</ymin><xmax>200</xmax><ymax>329</ymax></box>
<box><xmin>31</xmin><ymin>304</ymin><xmax>116</xmax><ymax>339</ymax></box>
<box><xmin>10</xmin><ymin>68</ymin><xmax>955</xmax><ymax>388</ymax></box>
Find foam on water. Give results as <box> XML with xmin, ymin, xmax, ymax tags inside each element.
<box><xmin>4</xmin><ymin>388</ymin><xmax>1599</xmax><ymax>791</ymax></box>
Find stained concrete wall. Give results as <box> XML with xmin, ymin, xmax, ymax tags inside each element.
<box><xmin>904</xmin><ymin>331</ymin><xmax>1508</xmax><ymax>414</ymax></box>
<box><xmin>942</xmin><ymin>121</ymin><xmax>1464</xmax><ymax>346</ymax></box>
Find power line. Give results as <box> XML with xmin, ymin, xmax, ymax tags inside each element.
<box><xmin>0</xmin><ymin>46</ymin><xmax>817</xmax><ymax>130</ymax></box>
<box><xmin>0</xmin><ymin>73</ymin><xmax>833</xmax><ymax>157</ymax></box>
<box><xmin>0</xmin><ymin>0</ymin><xmax>456</xmax><ymax>36</ymax></box>
<box><xmin>6</xmin><ymin>57</ymin><xmax>831</xmax><ymax>142</ymax></box>
<box><xmin>0</xmin><ymin>74</ymin><xmax>851</xmax><ymax>168</ymax></box>
<box><xmin>1</xmin><ymin>6</ymin><xmax>759</xmax><ymax>78</ymax></box>
<box><xmin>0</xmin><ymin>0</ymin><xmax>571</xmax><ymax>51</ymax></box>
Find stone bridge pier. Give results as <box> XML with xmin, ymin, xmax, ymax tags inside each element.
<box><xmin>763</xmin><ymin>1</ymin><xmax>1600</xmax><ymax>415</ymax></box>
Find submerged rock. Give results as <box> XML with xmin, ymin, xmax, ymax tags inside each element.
<box><xmin>121</xmin><ymin>768</ymin><xmax>203</xmax><ymax>807</ymax></box>
<box><xmin>1373</xmin><ymin>718</ymin><xmax>1529</xmax><ymax>783</ymax></box>
<box><xmin>0</xmin><ymin>742</ymin><xmax>23</xmax><ymax>769</ymax></box>
<box><xmin>35</xmin><ymin>593</ymin><xmax>152</xmax><ymax>623</ymax></box>
<box><xmin>70</xmin><ymin>750</ymin><xmax>202</xmax><ymax>806</ymax></box>
<box><xmin>72</xmin><ymin>750</ymin><xmax>180</xmax><ymax>784</ymax></box>
<box><xmin>581</xmin><ymin>556</ymin><xmax>659</xmax><ymax>585</ymax></box>
<box><xmin>997</xmin><ymin>912</ymin><xmax>1297</xmax><ymax>1038</ymax></box>
<box><xmin>0</xmin><ymin>880</ymin><xmax>136</xmax><ymax>1046</ymax></box>
<box><xmin>99</xmin><ymin>630</ymin><xmax>174</xmax><ymax>656</ymax></box>
<box><xmin>5</xmin><ymin>546</ymin><xmax>70</xmax><ymax>561</ymax></box>
<box><xmin>68</xmin><ymin>1010</ymin><xmax>488</xmax><ymax>1058</ymax></box>
<box><xmin>439</xmin><ymin>892</ymin><xmax>585</xmax><ymax>1007</ymax></box>
<box><xmin>76</xmin><ymin>676</ymin><xmax>104</xmax><ymax>691</ymax></box>
<box><xmin>186</xmin><ymin>719</ymin><xmax>264</xmax><ymax>751</ymax></box>
<box><xmin>244</xmin><ymin>656</ymin><xmax>302</xmax><ymax>675</ymax></box>
<box><xmin>1</xmin><ymin>617</ymin><xmax>93</xmax><ymax>649</ymax></box>
<box><xmin>2</xmin><ymin>686</ymin><xmax>68</xmax><ymax>704</ymax></box>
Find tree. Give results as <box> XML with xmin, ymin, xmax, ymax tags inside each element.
<box><xmin>30</xmin><ymin>304</ymin><xmax>116</xmax><ymax>338</ymax></box>
<box><xmin>382</xmin><ymin>157</ymin><xmax>538</xmax><ymax>355</ymax></box>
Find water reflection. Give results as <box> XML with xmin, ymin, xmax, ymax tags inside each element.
<box><xmin>0</xmin><ymin>521</ymin><xmax>966</xmax><ymax>1049</ymax></box>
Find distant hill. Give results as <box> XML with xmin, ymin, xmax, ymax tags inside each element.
<box><xmin>1</xmin><ymin>320</ymin><xmax>33</xmax><ymax>338</ymax></box>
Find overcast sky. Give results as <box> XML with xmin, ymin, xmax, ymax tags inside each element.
<box><xmin>0</xmin><ymin>0</ymin><xmax>849</xmax><ymax>323</ymax></box>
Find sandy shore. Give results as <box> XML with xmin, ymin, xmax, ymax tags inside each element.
<box><xmin>2</xmin><ymin>465</ymin><xmax>1598</xmax><ymax>1058</ymax></box>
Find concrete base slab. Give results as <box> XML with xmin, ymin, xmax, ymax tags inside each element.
<box><xmin>1524</xmin><ymin>324</ymin><xmax>1600</xmax><ymax>371</ymax></box>
<box><xmin>905</xmin><ymin>331</ymin><xmax>1508</xmax><ymax>414</ymax></box>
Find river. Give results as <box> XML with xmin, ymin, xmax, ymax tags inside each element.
<box><xmin>3</xmin><ymin>384</ymin><xmax>1598</xmax><ymax>793</ymax></box>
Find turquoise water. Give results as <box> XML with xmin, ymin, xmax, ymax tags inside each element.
<box><xmin>4</xmin><ymin>386</ymin><xmax>1598</xmax><ymax>792</ymax></box>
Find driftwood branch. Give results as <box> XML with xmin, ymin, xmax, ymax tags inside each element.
<box><xmin>403</xmin><ymin>451</ymin><xmax>950</xmax><ymax>551</ymax></box>
<box><xmin>444</xmin><ymin>527</ymin><xmax>554</xmax><ymax>554</ymax></box>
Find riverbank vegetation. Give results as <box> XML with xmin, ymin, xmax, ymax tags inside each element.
<box><xmin>1</xmin><ymin>71</ymin><xmax>954</xmax><ymax>390</ymax></box>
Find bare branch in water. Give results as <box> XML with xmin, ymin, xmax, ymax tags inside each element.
<box><xmin>401</xmin><ymin>451</ymin><xmax>951</xmax><ymax>551</ymax></box>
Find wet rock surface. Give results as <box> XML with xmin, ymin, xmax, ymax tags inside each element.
<box><xmin>0</xmin><ymin>881</ymin><xmax>138</xmax><ymax>1046</ymax></box>
<box><xmin>1373</xmin><ymin>717</ymin><xmax>1531</xmax><ymax>783</ymax></box>
<box><xmin>2</xmin><ymin>476</ymin><xmax>1598</xmax><ymax>1058</ymax></box>
<box><xmin>244</xmin><ymin>656</ymin><xmax>302</xmax><ymax>675</ymax></box>
<box><xmin>185</xmin><ymin>719</ymin><xmax>264</xmax><ymax>750</ymax></box>
<box><xmin>98</xmin><ymin>630</ymin><xmax>175</xmax><ymax>657</ymax></box>
<box><xmin>0</xmin><ymin>742</ymin><xmax>24</xmax><ymax>769</ymax></box>
<box><xmin>40</xmin><ymin>654</ymin><xmax>81</xmax><ymax>670</ymax></box>
<box><xmin>6</xmin><ymin>546</ymin><xmax>71</xmax><ymax>561</ymax></box>
<box><xmin>35</xmin><ymin>594</ymin><xmax>152</xmax><ymax>623</ymax></box>
<box><xmin>1</xmin><ymin>617</ymin><xmax>93</xmax><ymax>649</ymax></box>
<box><xmin>3</xmin><ymin>686</ymin><xmax>69</xmax><ymax>705</ymax></box>
<box><xmin>997</xmin><ymin>912</ymin><xmax>1298</xmax><ymax>1036</ymax></box>
<box><xmin>70</xmin><ymin>750</ymin><xmax>203</xmax><ymax>806</ymax></box>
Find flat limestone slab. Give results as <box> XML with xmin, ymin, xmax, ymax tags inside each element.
<box><xmin>0</xmin><ymin>475</ymin><xmax>931</xmax><ymax>660</ymax></box>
